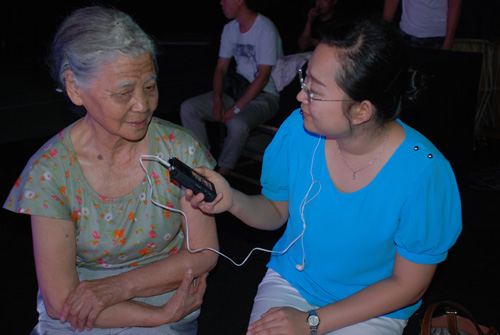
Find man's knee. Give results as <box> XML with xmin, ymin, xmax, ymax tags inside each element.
<box><xmin>226</xmin><ymin>116</ymin><xmax>251</xmax><ymax>136</ymax></box>
<box><xmin>180</xmin><ymin>99</ymin><xmax>195</xmax><ymax>118</ymax></box>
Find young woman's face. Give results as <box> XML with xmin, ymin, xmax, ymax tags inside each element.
<box><xmin>73</xmin><ymin>53</ymin><xmax>158</xmax><ymax>142</ymax></box>
<box><xmin>297</xmin><ymin>44</ymin><xmax>353</xmax><ymax>138</ymax></box>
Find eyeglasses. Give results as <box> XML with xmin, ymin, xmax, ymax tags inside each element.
<box><xmin>298</xmin><ymin>68</ymin><xmax>353</xmax><ymax>105</ymax></box>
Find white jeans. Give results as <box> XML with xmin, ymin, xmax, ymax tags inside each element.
<box><xmin>180</xmin><ymin>91</ymin><xmax>279</xmax><ymax>169</ymax></box>
<box><xmin>249</xmin><ymin>269</ymin><xmax>408</xmax><ymax>335</ymax></box>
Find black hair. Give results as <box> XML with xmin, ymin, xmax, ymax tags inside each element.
<box><xmin>320</xmin><ymin>16</ymin><xmax>426</xmax><ymax>125</ymax></box>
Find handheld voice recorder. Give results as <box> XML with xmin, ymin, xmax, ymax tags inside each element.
<box><xmin>168</xmin><ymin>157</ymin><xmax>217</xmax><ymax>202</ymax></box>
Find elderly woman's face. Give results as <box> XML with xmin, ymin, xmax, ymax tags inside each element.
<box><xmin>75</xmin><ymin>53</ymin><xmax>158</xmax><ymax>142</ymax></box>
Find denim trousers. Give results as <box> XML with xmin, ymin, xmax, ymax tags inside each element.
<box><xmin>400</xmin><ymin>30</ymin><xmax>445</xmax><ymax>49</ymax></box>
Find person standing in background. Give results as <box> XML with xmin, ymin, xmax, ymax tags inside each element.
<box><xmin>383</xmin><ymin>0</ymin><xmax>462</xmax><ymax>50</ymax></box>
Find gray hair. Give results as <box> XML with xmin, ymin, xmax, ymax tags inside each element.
<box><xmin>49</xmin><ymin>6</ymin><xmax>158</xmax><ymax>91</ymax></box>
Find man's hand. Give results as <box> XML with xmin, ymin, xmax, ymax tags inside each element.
<box><xmin>222</xmin><ymin>106</ymin><xmax>238</xmax><ymax>123</ymax></box>
<box><xmin>212</xmin><ymin>98</ymin><xmax>225</xmax><ymax>122</ymax></box>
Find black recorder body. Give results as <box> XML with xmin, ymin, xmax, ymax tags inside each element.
<box><xmin>168</xmin><ymin>157</ymin><xmax>217</xmax><ymax>202</ymax></box>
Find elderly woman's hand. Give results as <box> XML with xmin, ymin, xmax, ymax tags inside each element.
<box><xmin>160</xmin><ymin>269</ymin><xmax>208</xmax><ymax>323</ymax></box>
<box><xmin>60</xmin><ymin>274</ymin><xmax>129</xmax><ymax>331</ymax></box>
<box><xmin>184</xmin><ymin>166</ymin><xmax>234</xmax><ymax>214</ymax></box>
<box><xmin>59</xmin><ymin>269</ymin><xmax>208</xmax><ymax>330</ymax></box>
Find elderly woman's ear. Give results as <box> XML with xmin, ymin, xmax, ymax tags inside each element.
<box><xmin>64</xmin><ymin>71</ymin><xmax>84</xmax><ymax>106</ymax></box>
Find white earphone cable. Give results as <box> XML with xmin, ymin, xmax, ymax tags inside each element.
<box><xmin>140</xmin><ymin>155</ymin><xmax>305</xmax><ymax>267</ymax></box>
<box><xmin>140</xmin><ymin>135</ymin><xmax>322</xmax><ymax>269</ymax></box>
<box><xmin>296</xmin><ymin>135</ymin><xmax>322</xmax><ymax>270</ymax></box>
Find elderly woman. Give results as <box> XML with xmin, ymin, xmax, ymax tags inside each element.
<box><xmin>3</xmin><ymin>6</ymin><xmax>218</xmax><ymax>335</ymax></box>
<box><xmin>189</xmin><ymin>17</ymin><xmax>461</xmax><ymax>335</ymax></box>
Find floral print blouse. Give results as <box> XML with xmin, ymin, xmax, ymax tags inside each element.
<box><xmin>3</xmin><ymin>117</ymin><xmax>216</xmax><ymax>269</ymax></box>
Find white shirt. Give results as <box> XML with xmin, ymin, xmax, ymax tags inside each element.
<box><xmin>400</xmin><ymin>0</ymin><xmax>448</xmax><ymax>38</ymax></box>
<box><xmin>219</xmin><ymin>14</ymin><xmax>283</xmax><ymax>96</ymax></box>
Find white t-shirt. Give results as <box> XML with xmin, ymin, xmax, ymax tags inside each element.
<box><xmin>400</xmin><ymin>0</ymin><xmax>448</xmax><ymax>38</ymax></box>
<box><xmin>219</xmin><ymin>14</ymin><xmax>283</xmax><ymax>96</ymax></box>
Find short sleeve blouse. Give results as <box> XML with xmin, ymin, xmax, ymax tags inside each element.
<box><xmin>260</xmin><ymin>109</ymin><xmax>462</xmax><ymax>319</ymax></box>
<box><xmin>3</xmin><ymin>117</ymin><xmax>216</xmax><ymax>269</ymax></box>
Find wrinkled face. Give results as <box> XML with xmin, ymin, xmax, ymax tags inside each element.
<box><xmin>297</xmin><ymin>44</ymin><xmax>352</xmax><ymax>138</ymax></box>
<box><xmin>74</xmin><ymin>53</ymin><xmax>158</xmax><ymax>142</ymax></box>
<box><xmin>220</xmin><ymin>0</ymin><xmax>241</xmax><ymax>19</ymax></box>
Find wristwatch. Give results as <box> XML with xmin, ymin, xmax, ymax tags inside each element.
<box><xmin>307</xmin><ymin>309</ymin><xmax>320</xmax><ymax>335</ymax></box>
<box><xmin>233</xmin><ymin>104</ymin><xmax>241</xmax><ymax>114</ymax></box>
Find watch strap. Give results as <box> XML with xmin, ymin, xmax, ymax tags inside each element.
<box><xmin>233</xmin><ymin>104</ymin><xmax>241</xmax><ymax>114</ymax></box>
<box><xmin>307</xmin><ymin>309</ymin><xmax>320</xmax><ymax>335</ymax></box>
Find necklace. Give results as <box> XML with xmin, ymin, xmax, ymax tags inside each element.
<box><xmin>337</xmin><ymin>133</ymin><xmax>388</xmax><ymax>181</ymax></box>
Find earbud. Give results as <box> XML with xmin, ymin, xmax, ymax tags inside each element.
<box><xmin>296</xmin><ymin>261</ymin><xmax>305</xmax><ymax>271</ymax></box>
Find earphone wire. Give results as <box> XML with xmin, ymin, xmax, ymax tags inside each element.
<box><xmin>297</xmin><ymin>135</ymin><xmax>323</xmax><ymax>269</ymax></box>
<box><xmin>139</xmin><ymin>154</ymin><xmax>310</xmax><ymax>267</ymax></box>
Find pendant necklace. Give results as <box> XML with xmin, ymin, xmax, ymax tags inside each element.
<box><xmin>337</xmin><ymin>133</ymin><xmax>388</xmax><ymax>181</ymax></box>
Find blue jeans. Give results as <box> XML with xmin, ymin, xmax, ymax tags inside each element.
<box><xmin>180</xmin><ymin>91</ymin><xmax>279</xmax><ymax>169</ymax></box>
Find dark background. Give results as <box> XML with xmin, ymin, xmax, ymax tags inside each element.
<box><xmin>2</xmin><ymin>0</ymin><xmax>500</xmax><ymax>60</ymax></box>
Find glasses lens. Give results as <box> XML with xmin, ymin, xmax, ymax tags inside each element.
<box><xmin>299</xmin><ymin>69</ymin><xmax>312</xmax><ymax>104</ymax></box>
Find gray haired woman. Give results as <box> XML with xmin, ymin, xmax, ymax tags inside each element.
<box><xmin>4</xmin><ymin>6</ymin><xmax>219</xmax><ymax>334</ymax></box>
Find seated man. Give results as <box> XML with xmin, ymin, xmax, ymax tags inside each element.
<box><xmin>180</xmin><ymin>0</ymin><xmax>283</xmax><ymax>175</ymax></box>
<box><xmin>297</xmin><ymin>0</ymin><xmax>340</xmax><ymax>51</ymax></box>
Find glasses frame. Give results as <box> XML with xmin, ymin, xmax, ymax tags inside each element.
<box><xmin>298</xmin><ymin>68</ymin><xmax>354</xmax><ymax>105</ymax></box>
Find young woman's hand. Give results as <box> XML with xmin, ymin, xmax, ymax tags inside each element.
<box><xmin>247</xmin><ymin>307</ymin><xmax>310</xmax><ymax>335</ymax></box>
<box><xmin>184</xmin><ymin>167</ymin><xmax>234</xmax><ymax>214</ymax></box>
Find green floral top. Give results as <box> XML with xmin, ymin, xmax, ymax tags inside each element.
<box><xmin>3</xmin><ymin>117</ymin><xmax>216</xmax><ymax>269</ymax></box>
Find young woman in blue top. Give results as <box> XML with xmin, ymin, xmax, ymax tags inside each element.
<box><xmin>188</xmin><ymin>17</ymin><xmax>462</xmax><ymax>335</ymax></box>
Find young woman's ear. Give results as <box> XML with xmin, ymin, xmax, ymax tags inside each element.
<box><xmin>351</xmin><ymin>100</ymin><xmax>375</xmax><ymax>125</ymax></box>
<box><xmin>64</xmin><ymin>71</ymin><xmax>84</xmax><ymax>106</ymax></box>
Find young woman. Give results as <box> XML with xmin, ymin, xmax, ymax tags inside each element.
<box><xmin>188</xmin><ymin>17</ymin><xmax>462</xmax><ymax>335</ymax></box>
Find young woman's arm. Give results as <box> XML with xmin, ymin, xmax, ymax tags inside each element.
<box><xmin>186</xmin><ymin>166</ymin><xmax>289</xmax><ymax>231</ymax></box>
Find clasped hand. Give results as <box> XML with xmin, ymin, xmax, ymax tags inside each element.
<box><xmin>212</xmin><ymin>101</ymin><xmax>237</xmax><ymax>123</ymax></box>
<box><xmin>60</xmin><ymin>269</ymin><xmax>207</xmax><ymax>331</ymax></box>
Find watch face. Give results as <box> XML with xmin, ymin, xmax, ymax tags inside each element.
<box><xmin>308</xmin><ymin>314</ymin><xmax>320</xmax><ymax>327</ymax></box>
